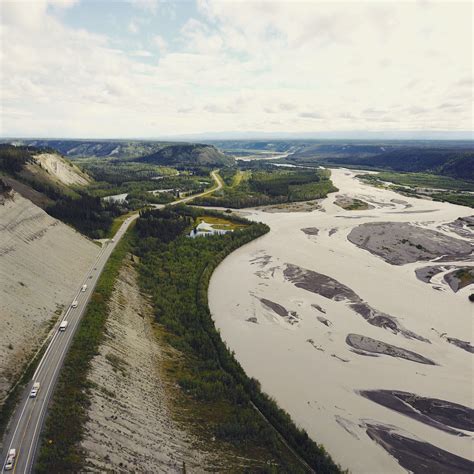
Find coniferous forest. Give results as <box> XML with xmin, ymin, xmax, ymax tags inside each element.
<box><xmin>133</xmin><ymin>206</ymin><xmax>341</xmax><ymax>473</ymax></box>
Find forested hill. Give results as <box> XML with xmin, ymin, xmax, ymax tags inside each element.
<box><xmin>5</xmin><ymin>140</ymin><xmax>235</xmax><ymax>166</ymax></box>
<box><xmin>138</xmin><ymin>143</ymin><xmax>235</xmax><ymax>167</ymax></box>
<box><xmin>8</xmin><ymin>140</ymin><xmax>171</xmax><ymax>160</ymax></box>
<box><xmin>321</xmin><ymin>148</ymin><xmax>474</xmax><ymax>181</ymax></box>
<box><xmin>287</xmin><ymin>142</ymin><xmax>474</xmax><ymax>181</ymax></box>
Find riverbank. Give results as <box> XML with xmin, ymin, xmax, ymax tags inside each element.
<box><xmin>208</xmin><ymin>168</ymin><xmax>473</xmax><ymax>473</ymax></box>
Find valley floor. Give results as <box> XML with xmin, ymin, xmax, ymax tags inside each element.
<box><xmin>208</xmin><ymin>168</ymin><xmax>473</xmax><ymax>473</ymax></box>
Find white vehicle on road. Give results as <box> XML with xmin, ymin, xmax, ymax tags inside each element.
<box><xmin>59</xmin><ymin>320</ymin><xmax>68</xmax><ymax>331</ymax></box>
<box><xmin>81</xmin><ymin>284</ymin><xmax>87</xmax><ymax>292</ymax></box>
<box><xmin>4</xmin><ymin>449</ymin><xmax>16</xmax><ymax>470</ymax></box>
<box><xmin>71</xmin><ymin>300</ymin><xmax>78</xmax><ymax>308</ymax></box>
<box><xmin>30</xmin><ymin>382</ymin><xmax>40</xmax><ymax>398</ymax></box>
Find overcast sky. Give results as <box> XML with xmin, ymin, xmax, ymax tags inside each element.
<box><xmin>1</xmin><ymin>0</ymin><xmax>472</xmax><ymax>139</ymax></box>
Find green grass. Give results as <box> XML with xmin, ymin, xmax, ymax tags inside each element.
<box><xmin>230</xmin><ymin>169</ymin><xmax>250</xmax><ymax>187</ymax></box>
<box><xmin>35</xmin><ymin>228</ymin><xmax>133</xmax><ymax>473</ymax></box>
<box><xmin>107</xmin><ymin>211</ymin><xmax>135</xmax><ymax>238</ymax></box>
<box><xmin>431</xmin><ymin>192</ymin><xmax>474</xmax><ymax>208</ymax></box>
<box><xmin>196</xmin><ymin>215</ymin><xmax>247</xmax><ymax>231</ymax></box>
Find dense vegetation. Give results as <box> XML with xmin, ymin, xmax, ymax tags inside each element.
<box><xmin>0</xmin><ymin>144</ymin><xmax>35</xmax><ymax>173</ymax></box>
<box><xmin>195</xmin><ymin>167</ymin><xmax>337</xmax><ymax>208</ymax></box>
<box><xmin>81</xmin><ymin>159</ymin><xmax>213</xmax><ymax>209</ymax></box>
<box><xmin>138</xmin><ymin>143</ymin><xmax>235</xmax><ymax>168</ymax></box>
<box><xmin>334</xmin><ymin>148</ymin><xmax>474</xmax><ymax>180</ymax></box>
<box><xmin>134</xmin><ymin>206</ymin><xmax>340</xmax><ymax>472</ymax></box>
<box><xmin>34</xmin><ymin>207</ymin><xmax>340</xmax><ymax>472</ymax></box>
<box><xmin>358</xmin><ymin>172</ymin><xmax>474</xmax><ymax>208</ymax></box>
<box><xmin>14</xmin><ymin>139</ymin><xmax>172</xmax><ymax>160</ymax></box>
<box><xmin>357</xmin><ymin>171</ymin><xmax>474</xmax><ymax>192</ymax></box>
<box><xmin>36</xmin><ymin>230</ymin><xmax>133</xmax><ymax>473</ymax></box>
<box><xmin>80</xmin><ymin>160</ymin><xmax>176</xmax><ymax>185</ymax></box>
<box><xmin>0</xmin><ymin>144</ymin><xmax>129</xmax><ymax>237</ymax></box>
<box><xmin>278</xmin><ymin>143</ymin><xmax>474</xmax><ymax>181</ymax></box>
<box><xmin>47</xmin><ymin>193</ymin><xmax>123</xmax><ymax>238</ymax></box>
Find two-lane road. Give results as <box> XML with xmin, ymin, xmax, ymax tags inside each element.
<box><xmin>1</xmin><ymin>169</ymin><xmax>222</xmax><ymax>473</ymax></box>
<box><xmin>1</xmin><ymin>214</ymin><xmax>137</xmax><ymax>473</ymax></box>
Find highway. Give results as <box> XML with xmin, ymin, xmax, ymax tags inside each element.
<box><xmin>0</xmin><ymin>170</ymin><xmax>222</xmax><ymax>473</ymax></box>
<box><xmin>0</xmin><ymin>213</ymin><xmax>137</xmax><ymax>473</ymax></box>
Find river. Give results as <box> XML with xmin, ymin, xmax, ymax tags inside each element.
<box><xmin>208</xmin><ymin>168</ymin><xmax>473</xmax><ymax>473</ymax></box>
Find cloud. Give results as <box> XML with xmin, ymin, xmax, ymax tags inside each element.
<box><xmin>1</xmin><ymin>0</ymin><xmax>77</xmax><ymax>28</ymax></box>
<box><xmin>152</xmin><ymin>35</ymin><xmax>167</xmax><ymax>52</ymax></box>
<box><xmin>1</xmin><ymin>0</ymin><xmax>472</xmax><ymax>137</ymax></box>
<box><xmin>131</xmin><ymin>50</ymin><xmax>153</xmax><ymax>57</ymax></box>
<box><xmin>129</xmin><ymin>0</ymin><xmax>159</xmax><ymax>14</ymax></box>
<box><xmin>299</xmin><ymin>112</ymin><xmax>324</xmax><ymax>120</ymax></box>
<box><xmin>128</xmin><ymin>20</ymin><xmax>139</xmax><ymax>34</ymax></box>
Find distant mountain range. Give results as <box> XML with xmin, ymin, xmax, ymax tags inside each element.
<box><xmin>2</xmin><ymin>137</ymin><xmax>472</xmax><ymax>180</ymax></box>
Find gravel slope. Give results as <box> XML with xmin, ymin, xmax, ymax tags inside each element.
<box><xmin>0</xmin><ymin>192</ymin><xmax>97</xmax><ymax>402</ymax></box>
<box><xmin>81</xmin><ymin>260</ymin><xmax>213</xmax><ymax>473</ymax></box>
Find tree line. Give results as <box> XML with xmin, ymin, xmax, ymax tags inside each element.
<box><xmin>133</xmin><ymin>206</ymin><xmax>342</xmax><ymax>472</ymax></box>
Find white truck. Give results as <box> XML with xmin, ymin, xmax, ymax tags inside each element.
<box><xmin>71</xmin><ymin>300</ymin><xmax>78</xmax><ymax>308</ymax></box>
<box><xmin>4</xmin><ymin>449</ymin><xmax>16</xmax><ymax>470</ymax></box>
<box><xmin>59</xmin><ymin>320</ymin><xmax>68</xmax><ymax>331</ymax></box>
<box><xmin>81</xmin><ymin>284</ymin><xmax>87</xmax><ymax>292</ymax></box>
<box><xmin>30</xmin><ymin>381</ymin><xmax>40</xmax><ymax>398</ymax></box>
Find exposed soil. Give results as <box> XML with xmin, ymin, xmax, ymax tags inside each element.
<box><xmin>366</xmin><ymin>423</ymin><xmax>474</xmax><ymax>474</ymax></box>
<box><xmin>348</xmin><ymin>222</ymin><xmax>472</xmax><ymax>265</ymax></box>
<box><xmin>444</xmin><ymin>267</ymin><xmax>474</xmax><ymax>292</ymax></box>
<box><xmin>284</xmin><ymin>263</ymin><xmax>427</xmax><ymax>341</ymax></box>
<box><xmin>0</xmin><ymin>193</ymin><xmax>97</xmax><ymax>402</ymax></box>
<box><xmin>301</xmin><ymin>227</ymin><xmax>319</xmax><ymax>236</ymax></box>
<box><xmin>359</xmin><ymin>390</ymin><xmax>473</xmax><ymax>434</ymax></box>
<box><xmin>81</xmin><ymin>260</ymin><xmax>215</xmax><ymax>472</ymax></box>
<box><xmin>334</xmin><ymin>195</ymin><xmax>374</xmax><ymax>210</ymax></box>
<box><xmin>259</xmin><ymin>298</ymin><xmax>299</xmax><ymax>325</ymax></box>
<box><xmin>257</xmin><ymin>200</ymin><xmax>322</xmax><ymax>213</ymax></box>
<box><xmin>345</xmin><ymin>334</ymin><xmax>435</xmax><ymax>365</ymax></box>
<box><xmin>33</xmin><ymin>153</ymin><xmax>90</xmax><ymax>186</ymax></box>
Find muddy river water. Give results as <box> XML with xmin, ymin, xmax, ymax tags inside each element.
<box><xmin>208</xmin><ymin>168</ymin><xmax>473</xmax><ymax>473</ymax></box>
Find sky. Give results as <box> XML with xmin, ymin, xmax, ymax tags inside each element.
<box><xmin>0</xmin><ymin>0</ymin><xmax>472</xmax><ymax>139</ymax></box>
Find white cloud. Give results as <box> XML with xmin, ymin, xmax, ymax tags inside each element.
<box><xmin>1</xmin><ymin>0</ymin><xmax>472</xmax><ymax>137</ymax></box>
<box><xmin>152</xmin><ymin>34</ymin><xmax>167</xmax><ymax>52</ymax></box>
<box><xmin>131</xmin><ymin>50</ymin><xmax>153</xmax><ymax>57</ymax></box>
<box><xmin>128</xmin><ymin>20</ymin><xmax>139</xmax><ymax>34</ymax></box>
<box><xmin>129</xmin><ymin>0</ymin><xmax>159</xmax><ymax>14</ymax></box>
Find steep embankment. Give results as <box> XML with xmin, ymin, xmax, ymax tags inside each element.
<box><xmin>31</xmin><ymin>152</ymin><xmax>90</xmax><ymax>186</ymax></box>
<box><xmin>0</xmin><ymin>192</ymin><xmax>98</xmax><ymax>402</ymax></box>
<box><xmin>80</xmin><ymin>260</ymin><xmax>214</xmax><ymax>472</ymax></box>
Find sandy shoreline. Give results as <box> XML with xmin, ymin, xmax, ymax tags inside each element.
<box><xmin>208</xmin><ymin>168</ymin><xmax>473</xmax><ymax>473</ymax></box>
